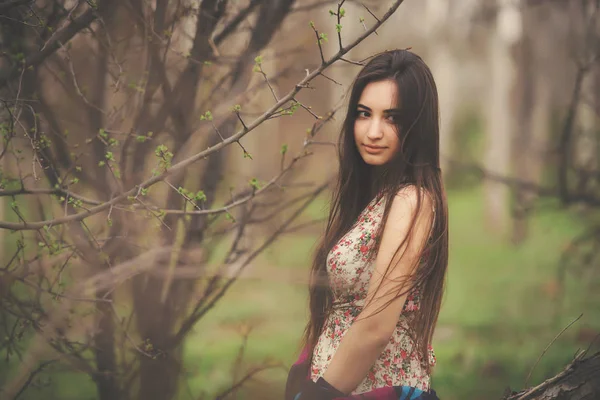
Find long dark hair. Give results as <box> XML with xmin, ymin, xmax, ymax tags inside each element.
<box><xmin>302</xmin><ymin>49</ymin><xmax>449</xmax><ymax>372</ymax></box>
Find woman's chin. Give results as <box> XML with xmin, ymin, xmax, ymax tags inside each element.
<box><xmin>361</xmin><ymin>155</ymin><xmax>390</xmax><ymax>166</ymax></box>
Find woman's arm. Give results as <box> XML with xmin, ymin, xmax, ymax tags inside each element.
<box><xmin>322</xmin><ymin>187</ymin><xmax>434</xmax><ymax>395</ymax></box>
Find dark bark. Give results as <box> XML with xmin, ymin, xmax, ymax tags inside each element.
<box><xmin>0</xmin><ymin>6</ymin><xmax>98</xmax><ymax>89</ymax></box>
<box><xmin>511</xmin><ymin>25</ymin><xmax>534</xmax><ymax>245</ymax></box>
<box><xmin>94</xmin><ymin>293</ymin><xmax>120</xmax><ymax>400</ymax></box>
<box><xmin>129</xmin><ymin>0</ymin><xmax>228</xmax><ymax>179</ymax></box>
<box><xmin>0</xmin><ymin>0</ymin><xmax>34</xmax><ymax>14</ymax></box>
<box><xmin>510</xmin><ymin>2</ymin><xmax>555</xmax><ymax>245</ymax></box>
<box><xmin>90</xmin><ymin>4</ymin><xmax>121</xmax><ymax>399</ymax></box>
<box><xmin>131</xmin><ymin>1</ymin><xmax>298</xmax><ymax>397</ymax></box>
<box><xmin>130</xmin><ymin>3</ymin><xmax>230</xmax><ymax>399</ymax></box>
<box><xmin>133</xmin><ymin>274</ymin><xmax>182</xmax><ymax>400</ymax></box>
<box><xmin>506</xmin><ymin>352</ymin><xmax>600</xmax><ymax>400</ymax></box>
<box><xmin>0</xmin><ymin>2</ymin><xmax>420</xmax><ymax>400</ymax></box>
<box><xmin>21</xmin><ymin>68</ymin><xmax>122</xmax><ymax>400</ymax></box>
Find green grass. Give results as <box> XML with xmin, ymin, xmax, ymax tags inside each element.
<box><xmin>181</xmin><ymin>187</ymin><xmax>597</xmax><ymax>400</ymax></box>
<box><xmin>3</xmin><ymin>187</ymin><xmax>598</xmax><ymax>400</ymax></box>
<box><xmin>182</xmin><ymin>241</ymin><xmax>313</xmax><ymax>399</ymax></box>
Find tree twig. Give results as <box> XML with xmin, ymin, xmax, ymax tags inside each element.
<box><xmin>0</xmin><ymin>6</ymin><xmax>99</xmax><ymax>89</ymax></box>
<box><xmin>0</xmin><ymin>0</ymin><xmax>406</xmax><ymax>231</ymax></box>
<box><xmin>524</xmin><ymin>313</ymin><xmax>584</xmax><ymax>388</ymax></box>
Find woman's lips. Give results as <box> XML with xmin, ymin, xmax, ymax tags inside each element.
<box><xmin>363</xmin><ymin>144</ymin><xmax>386</xmax><ymax>154</ymax></box>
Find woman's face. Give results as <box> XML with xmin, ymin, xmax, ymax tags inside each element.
<box><xmin>353</xmin><ymin>79</ymin><xmax>401</xmax><ymax>166</ymax></box>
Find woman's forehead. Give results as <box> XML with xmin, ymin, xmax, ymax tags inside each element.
<box><xmin>358</xmin><ymin>80</ymin><xmax>400</xmax><ymax>110</ymax></box>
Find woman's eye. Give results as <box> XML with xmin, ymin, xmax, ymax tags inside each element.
<box><xmin>356</xmin><ymin>110</ymin><xmax>369</xmax><ymax>118</ymax></box>
<box><xmin>386</xmin><ymin>114</ymin><xmax>397</xmax><ymax>123</ymax></box>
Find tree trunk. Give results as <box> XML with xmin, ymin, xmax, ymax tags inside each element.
<box><xmin>506</xmin><ymin>352</ymin><xmax>600</xmax><ymax>400</ymax></box>
<box><xmin>0</xmin><ymin>109</ymin><xmax>8</xmax><ymax>254</ymax></box>
<box><xmin>483</xmin><ymin>0</ymin><xmax>522</xmax><ymax>235</ymax></box>
<box><xmin>510</xmin><ymin>3</ymin><xmax>553</xmax><ymax>244</ymax></box>
<box><xmin>511</xmin><ymin>79</ymin><xmax>551</xmax><ymax>244</ymax></box>
<box><xmin>573</xmin><ymin>70</ymin><xmax>598</xmax><ymax>192</ymax></box>
<box><xmin>572</xmin><ymin>0</ymin><xmax>599</xmax><ymax>194</ymax></box>
<box><xmin>131</xmin><ymin>2</ymin><xmax>297</xmax><ymax>398</ymax></box>
<box><xmin>425</xmin><ymin>0</ymin><xmax>456</xmax><ymax>178</ymax></box>
<box><xmin>134</xmin><ymin>274</ymin><xmax>184</xmax><ymax>400</ymax></box>
<box><xmin>94</xmin><ymin>292</ymin><xmax>120</xmax><ymax>400</ymax></box>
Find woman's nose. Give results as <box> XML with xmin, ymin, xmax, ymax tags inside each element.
<box><xmin>366</xmin><ymin>119</ymin><xmax>384</xmax><ymax>140</ymax></box>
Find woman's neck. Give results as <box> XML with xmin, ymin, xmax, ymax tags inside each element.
<box><xmin>367</xmin><ymin>165</ymin><xmax>388</xmax><ymax>198</ymax></box>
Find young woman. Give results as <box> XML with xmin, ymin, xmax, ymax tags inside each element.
<box><xmin>285</xmin><ymin>49</ymin><xmax>448</xmax><ymax>400</ymax></box>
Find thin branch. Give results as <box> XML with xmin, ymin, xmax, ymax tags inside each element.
<box><xmin>320</xmin><ymin>71</ymin><xmax>343</xmax><ymax>85</ymax></box>
<box><xmin>337</xmin><ymin>0</ymin><xmax>346</xmax><ymax>51</ymax></box>
<box><xmin>310</xmin><ymin>22</ymin><xmax>327</xmax><ymax>65</ymax></box>
<box><xmin>0</xmin><ymin>0</ymin><xmax>34</xmax><ymax>13</ymax></box>
<box><xmin>524</xmin><ymin>313</ymin><xmax>583</xmax><ymax>387</ymax></box>
<box><xmin>359</xmin><ymin>15</ymin><xmax>369</xmax><ymax>32</ymax></box>
<box><xmin>133</xmin><ymin>150</ymin><xmax>311</xmax><ymax>216</ymax></box>
<box><xmin>163</xmin><ymin>179</ymin><xmax>202</xmax><ymax>211</ymax></box>
<box><xmin>283</xmin><ymin>217</ymin><xmax>328</xmax><ymax>234</ymax></box>
<box><xmin>214</xmin><ymin>363</ymin><xmax>284</xmax><ymax>400</ymax></box>
<box><xmin>339</xmin><ymin>57</ymin><xmax>365</xmax><ymax>66</ymax></box>
<box><xmin>0</xmin><ymin>0</ymin><xmax>406</xmax><ymax>231</ymax></box>
<box><xmin>222</xmin><ymin>204</ymin><xmax>253</xmax><ymax>265</ymax></box>
<box><xmin>63</xmin><ymin>45</ymin><xmax>107</xmax><ymax>115</ymax></box>
<box><xmin>247</xmin><ymin>191</ymin><xmax>322</xmax><ymax>224</ymax></box>
<box><xmin>235</xmin><ymin>139</ymin><xmax>253</xmax><ymax>160</ymax></box>
<box><xmin>110</xmin><ymin>305</ymin><xmax>156</xmax><ymax>359</ymax></box>
<box><xmin>446</xmin><ymin>158</ymin><xmax>600</xmax><ymax>207</ymax></box>
<box><xmin>362</xmin><ymin>2</ymin><xmax>381</xmax><ymax>23</ymax></box>
<box><xmin>557</xmin><ymin>64</ymin><xmax>587</xmax><ymax>203</ymax></box>
<box><xmin>18</xmin><ymin>274</ymin><xmax>112</xmax><ymax>304</ymax></box>
<box><xmin>135</xmin><ymin>197</ymin><xmax>172</xmax><ymax>231</ymax></box>
<box><xmin>255</xmin><ymin>64</ymin><xmax>279</xmax><ymax>102</ymax></box>
<box><xmin>509</xmin><ymin>351</ymin><xmax>595</xmax><ymax>400</ymax></box>
<box><xmin>173</xmin><ymin>181</ymin><xmax>329</xmax><ymax>344</ymax></box>
<box><xmin>305</xmin><ymin>139</ymin><xmax>337</xmax><ymax>147</ymax></box>
<box><xmin>295</xmin><ymin>99</ymin><xmax>320</xmax><ymax>119</ymax></box>
<box><xmin>0</xmin><ymin>98</ymin><xmax>17</xmax><ymax>161</ymax></box>
<box><xmin>12</xmin><ymin>359</ymin><xmax>55</xmax><ymax>400</ymax></box>
<box><xmin>0</xmin><ymin>6</ymin><xmax>98</xmax><ymax>89</ymax></box>
<box><xmin>213</xmin><ymin>0</ymin><xmax>260</xmax><ymax>46</ymax></box>
<box><xmin>292</xmin><ymin>0</ymin><xmax>338</xmax><ymax>13</ymax></box>
<box><xmin>557</xmin><ymin>2</ymin><xmax>599</xmax><ymax>203</ymax></box>
<box><xmin>0</xmin><ymin>187</ymin><xmax>103</xmax><ymax>205</ymax></box>
<box><xmin>231</xmin><ymin>326</ymin><xmax>253</xmax><ymax>391</ymax></box>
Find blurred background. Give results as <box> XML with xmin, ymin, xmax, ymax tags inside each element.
<box><xmin>1</xmin><ymin>0</ymin><xmax>599</xmax><ymax>399</ymax></box>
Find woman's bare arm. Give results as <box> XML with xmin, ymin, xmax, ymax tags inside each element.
<box><xmin>322</xmin><ymin>187</ymin><xmax>434</xmax><ymax>394</ymax></box>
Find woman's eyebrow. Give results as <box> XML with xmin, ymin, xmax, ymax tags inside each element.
<box><xmin>357</xmin><ymin>103</ymin><xmax>401</xmax><ymax>113</ymax></box>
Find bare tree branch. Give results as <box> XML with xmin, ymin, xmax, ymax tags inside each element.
<box><xmin>0</xmin><ymin>0</ymin><xmax>405</xmax><ymax>231</ymax></box>
<box><xmin>0</xmin><ymin>6</ymin><xmax>99</xmax><ymax>89</ymax></box>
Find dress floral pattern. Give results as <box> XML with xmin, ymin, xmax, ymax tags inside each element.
<box><xmin>310</xmin><ymin>193</ymin><xmax>436</xmax><ymax>394</ymax></box>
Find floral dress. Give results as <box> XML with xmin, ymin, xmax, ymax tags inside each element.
<box><xmin>310</xmin><ymin>193</ymin><xmax>436</xmax><ymax>394</ymax></box>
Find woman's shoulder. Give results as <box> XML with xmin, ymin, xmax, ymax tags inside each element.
<box><xmin>391</xmin><ymin>185</ymin><xmax>434</xmax><ymax>210</ymax></box>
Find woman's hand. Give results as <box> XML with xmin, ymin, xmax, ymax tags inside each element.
<box><xmin>295</xmin><ymin>377</ymin><xmax>345</xmax><ymax>400</ymax></box>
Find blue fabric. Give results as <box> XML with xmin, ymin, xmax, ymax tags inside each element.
<box><xmin>399</xmin><ymin>386</ymin><xmax>424</xmax><ymax>400</ymax></box>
